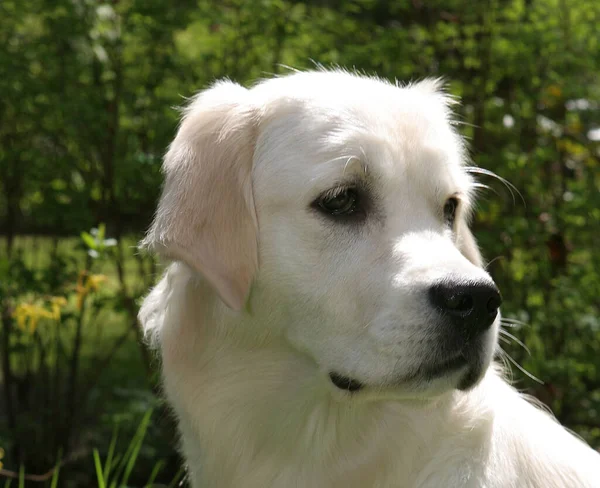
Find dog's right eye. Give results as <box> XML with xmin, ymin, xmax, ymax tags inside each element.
<box><xmin>443</xmin><ymin>197</ymin><xmax>459</xmax><ymax>227</ymax></box>
<box><xmin>319</xmin><ymin>188</ymin><xmax>358</xmax><ymax>214</ymax></box>
<box><xmin>313</xmin><ymin>187</ymin><xmax>365</xmax><ymax>220</ymax></box>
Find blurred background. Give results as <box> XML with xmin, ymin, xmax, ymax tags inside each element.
<box><xmin>1</xmin><ymin>0</ymin><xmax>599</xmax><ymax>486</ymax></box>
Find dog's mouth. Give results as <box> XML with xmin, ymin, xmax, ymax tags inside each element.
<box><xmin>421</xmin><ymin>353</ymin><xmax>468</xmax><ymax>380</ymax></box>
<box><xmin>329</xmin><ymin>354</ymin><xmax>470</xmax><ymax>394</ymax></box>
<box><xmin>329</xmin><ymin>372</ymin><xmax>364</xmax><ymax>392</ymax></box>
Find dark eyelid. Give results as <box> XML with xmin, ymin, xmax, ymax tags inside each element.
<box><xmin>311</xmin><ymin>176</ymin><xmax>367</xmax><ymax>200</ymax></box>
<box><xmin>310</xmin><ymin>180</ymin><xmax>372</xmax><ymax>222</ymax></box>
<box><xmin>444</xmin><ymin>195</ymin><xmax>460</xmax><ymax>227</ymax></box>
<box><xmin>446</xmin><ymin>194</ymin><xmax>462</xmax><ymax>211</ymax></box>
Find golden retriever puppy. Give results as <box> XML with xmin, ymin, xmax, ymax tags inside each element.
<box><xmin>140</xmin><ymin>70</ymin><xmax>600</xmax><ymax>487</ymax></box>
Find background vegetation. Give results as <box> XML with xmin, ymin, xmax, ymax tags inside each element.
<box><xmin>1</xmin><ymin>0</ymin><xmax>599</xmax><ymax>485</ymax></box>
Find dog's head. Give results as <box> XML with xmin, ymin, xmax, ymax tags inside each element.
<box><xmin>143</xmin><ymin>70</ymin><xmax>501</xmax><ymax>398</ymax></box>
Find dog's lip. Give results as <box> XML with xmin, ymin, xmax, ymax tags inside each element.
<box><xmin>329</xmin><ymin>353</ymin><xmax>473</xmax><ymax>393</ymax></box>
<box><xmin>329</xmin><ymin>372</ymin><xmax>364</xmax><ymax>392</ymax></box>
<box><xmin>421</xmin><ymin>353</ymin><xmax>468</xmax><ymax>380</ymax></box>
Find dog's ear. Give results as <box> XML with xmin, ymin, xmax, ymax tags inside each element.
<box><xmin>143</xmin><ymin>81</ymin><xmax>258</xmax><ymax>311</ymax></box>
<box><xmin>457</xmin><ymin>218</ymin><xmax>483</xmax><ymax>268</ymax></box>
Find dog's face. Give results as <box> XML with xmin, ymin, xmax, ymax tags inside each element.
<box><xmin>145</xmin><ymin>71</ymin><xmax>501</xmax><ymax>398</ymax></box>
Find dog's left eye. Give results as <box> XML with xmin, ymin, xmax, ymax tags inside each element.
<box><xmin>443</xmin><ymin>197</ymin><xmax>459</xmax><ymax>226</ymax></box>
<box><xmin>311</xmin><ymin>186</ymin><xmax>366</xmax><ymax>222</ymax></box>
<box><xmin>315</xmin><ymin>187</ymin><xmax>362</xmax><ymax>218</ymax></box>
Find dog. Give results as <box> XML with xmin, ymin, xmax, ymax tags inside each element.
<box><xmin>139</xmin><ymin>70</ymin><xmax>600</xmax><ymax>487</ymax></box>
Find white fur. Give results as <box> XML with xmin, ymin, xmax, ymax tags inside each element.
<box><xmin>140</xmin><ymin>70</ymin><xmax>600</xmax><ymax>487</ymax></box>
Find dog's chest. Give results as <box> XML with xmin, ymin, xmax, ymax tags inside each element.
<box><xmin>171</xmin><ymin>386</ymin><xmax>491</xmax><ymax>488</ymax></box>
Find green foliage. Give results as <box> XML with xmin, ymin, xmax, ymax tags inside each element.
<box><xmin>81</xmin><ymin>224</ymin><xmax>118</xmax><ymax>259</ymax></box>
<box><xmin>1</xmin><ymin>0</ymin><xmax>599</xmax><ymax>484</ymax></box>
<box><xmin>0</xmin><ymin>236</ymin><xmax>170</xmax><ymax>485</ymax></box>
<box><xmin>92</xmin><ymin>410</ymin><xmax>172</xmax><ymax>488</ymax></box>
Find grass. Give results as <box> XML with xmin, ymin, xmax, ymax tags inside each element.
<box><xmin>1</xmin><ymin>235</ymin><xmax>183</xmax><ymax>487</ymax></box>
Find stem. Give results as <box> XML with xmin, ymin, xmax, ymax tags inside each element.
<box><xmin>63</xmin><ymin>262</ymin><xmax>90</xmax><ymax>450</ymax></box>
<box><xmin>1</xmin><ymin>305</ymin><xmax>19</xmax><ymax>461</ymax></box>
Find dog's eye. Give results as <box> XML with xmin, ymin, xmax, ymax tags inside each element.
<box><xmin>443</xmin><ymin>197</ymin><xmax>459</xmax><ymax>226</ymax></box>
<box><xmin>317</xmin><ymin>188</ymin><xmax>360</xmax><ymax>217</ymax></box>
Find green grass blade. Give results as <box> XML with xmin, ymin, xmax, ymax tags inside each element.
<box><xmin>107</xmin><ymin>453</ymin><xmax>122</xmax><ymax>488</ymax></box>
<box><xmin>18</xmin><ymin>465</ymin><xmax>24</xmax><ymax>488</ymax></box>
<box><xmin>111</xmin><ymin>432</ymin><xmax>138</xmax><ymax>483</ymax></box>
<box><xmin>50</xmin><ymin>448</ymin><xmax>63</xmax><ymax>488</ymax></box>
<box><xmin>145</xmin><ymin>459</ymin><xmax>165</xmax><ymax>487</ymax></box>
<box><xmin>3</xmin><ymin>479</ymin><xmax>12</xmax><ymax>488</ymax></box>
<box><xmin>121</xmin><ymin>410</ymin><xmax>153</xmax><ymax>485</ymax></box>
<box><xmin>103</xmin><ymin>423</ymin><xmax>120</xmax><ymax>481</ymax></box>
<box><xmin>110</xmin><ymin>410</ymin><xmax>153</xmax><ymax>485</ymax></box>
<box><xmin>93</xmin><ymin>449</ymin><xmax>106</xmax><ymax>488</ymax></box>
<box><xmin>167</xmin><ymin>466</ymin><xmax>186</xmax><ymax>488</ymax></box>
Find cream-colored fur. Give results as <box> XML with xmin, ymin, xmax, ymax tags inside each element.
<box><xmin>140</xmin><ymin>70</ymin><xmax>600</xmax><ymax>487</ymax></box>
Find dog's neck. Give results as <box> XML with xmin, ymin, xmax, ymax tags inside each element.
<box><xmin>155</xmin><ymin>266</ymin><xmax>496</xmax><ymax>487</ymax></box>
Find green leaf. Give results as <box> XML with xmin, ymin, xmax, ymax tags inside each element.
<box><xmin>50</xmin><ymin>449</ymin><xmax>63</xmax><ymax>488</ymax></box>
<box><xmin>145</xmin><ymin>460</ymin><xmax>165</xmax><ymax>487</ymax></box>
<box><xmin>97</xmin><ymin>223</ymin><xmax>106</xmax><ymax>242</ymax></box>
<box><xmin>103</xmin><ymin>423</ymin><xmax>119</xmax><ymax>482</ymax></box>
<box><xmin>93</xmin><ymin>449</ymin><xmax>106</xmax><ymax>488</ymax></box>
<box><xmin>121</xmin><ymin>409</ymin><xmax>153</xmax><ymax>485</ymax></box>
<box><xmin>167</xmin><ymin>466</ymin><xmax>186</xmax><ymax>488</ymax></box>
<box><xmin>81</xmin><ymin>231</ymin><xmax>97</xmax><ymax>250</ymax></box>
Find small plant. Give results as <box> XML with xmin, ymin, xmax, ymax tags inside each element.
<box><xmin>1</xmin><ymin>227</ymin><xmax>139</xmax><ymax>473</ymax></box>
<box><xmin>91</xmin><ymin>410</ymin><xmax>174</xmax><ymax>488</ymax></box>
<box><xmin>81</xmin><ymin>224</ymin><xmax>118</xmax><ymax>260</ymax></box>
<box><xmin>0</xmin><ymin>414</ymin><xmax>185</xmax><ymax>487</ymax></box>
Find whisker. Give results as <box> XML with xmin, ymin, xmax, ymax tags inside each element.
<box><xmin>321</xmin><ymin>155</ymin><xmax>356</xmax><ymax>166</ymax></box>
<box><xmin>343</xmin><ymin>156</ymin><xmax>358</xmax><ymax>175</ymax></box>
<box><xmin>451</xmin><ymin>120</ymin><xmax>478</xmax><ymax>128</ymax></box>
<box><xmin>498</xmin><ymin>347</ymin><xmax>543</xmax><ymax>384</ymax></box>
<box><xmin>496</xmin><ymin>348</ymin><xmax>514</xmax><ymax>382</ymax></box>
<box><xmin>470</xmin><ymin>182</ymin><xmax>500</xmax><ymax>200</ymax></box>
<box><xmin>500</xmin><ymin>316</ymin><xmax>528</xmax><ymax>324</ymax></box>
<box><xmin>484</xmin><ymin>256</ymin><xmax>504</xmax><ymax>270</ymax></box>
<box><xmin>274</xmin><ymin>64</ymin><xmax>301</xmax><ymax>74</ymax></box>
<box><xmin>471</xmin><ymin>181</ymin><xmax>498</xmax><ymax>192</ymax></box>
<box><xmin>464</xmin><ymin>166</ymin><xmax>525</xmax><ymax>206</ymax></box>
<box><xmin>310</xmin><ymin>155</ymin><xmax>358</xmax><ymax>182</ymax></box>
<box><xmin>471</xmin><ymin>182</ymin><xmax>491</xmax><ymax>191</ymax></box>
<box><xmin>499</xmin><ymin>329</ymin><xmax>531</xmax><ymax>355</ymax></box>
<box><xmin>500</xmin><ymin>317</ymin><xmax>529</xmax><ymax>328</ymax></box>
<box><xmin>498</xmin><ymin>320</ymin><xmax>519</xmax><ymax>328</ymax></box>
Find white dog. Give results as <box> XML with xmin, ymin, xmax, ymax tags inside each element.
<box><xmin>139</xmin><ymin>70</ymin><xmax>600</xmax><ymax>487</ymax></box>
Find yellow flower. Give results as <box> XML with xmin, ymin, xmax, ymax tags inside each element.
<box><xmin>13</xmin><ymin>303</ymin><xmax>54</xmax><ymax>334</ymax></box>
<box><xmin>87</xmin><ymin>274</ymin><xmax>107</xmax><ymax>291</ymax></box>
<box><xmin>49</xmin><ymin>296</ymin><xmax>68</xmax><ymax>320</ymax></box>
<box><xmin>13</xmin><ymin>304</ymin><xmax>28</xmax><ymax>330</ymax></box>
<box><xmin>75</xmin><ymin>271</ymin><xmax>108</xmax><ymax>310</ymax></box>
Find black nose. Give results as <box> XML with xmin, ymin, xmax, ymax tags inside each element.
<box><xmin>428</xmin><ymin>280</ymin><xmax>502</xmax><ymax>334</ymax></box>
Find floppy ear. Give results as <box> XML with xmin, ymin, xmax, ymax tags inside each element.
<box><xmin>457</xmin><ymin>218</ymin><xmax>483</xmax><ymax>268</ymax></box>
<box><xmin>143</xmin><ymin>81</ymin><xmax>259</xmax><ymax>311</ymax></box>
